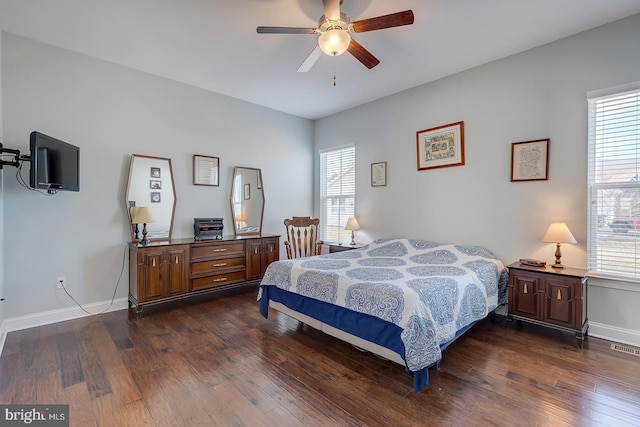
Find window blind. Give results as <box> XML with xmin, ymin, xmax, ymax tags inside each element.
<box><xmin>320</xmin><ymin>146</ymin><xmax>355</xmax><ymax>244</ymax></box>
<box><xmin>587</xmin><ymin>85</ymin><xmax>640</xmax><ymax>280</ymax></box>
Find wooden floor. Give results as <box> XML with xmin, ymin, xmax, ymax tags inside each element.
<box><xmin>2</xmin><ymin>289</ymin><xmax>640</xmax><ymax>427</ymax></box>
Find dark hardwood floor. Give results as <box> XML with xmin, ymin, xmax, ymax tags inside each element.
<box><xmin>1</xmin><ymin>289</ymin><xmax>640</xmax><ymax>426</ymax></box>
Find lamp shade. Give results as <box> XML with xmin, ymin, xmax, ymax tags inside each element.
<box><xmin>344</xmin><ymin>217</ymin><xmax>360</xmax><ymax>231</ymax></box>
<box><xmin>318</xmin><ymin>29</ymin><xmax>351</xmax><ymax>56</ymax></box>
<box><xmin>129</xmin><ymin>206</ymin><xmax>139</xmax><ymax>222</ymax></box>
<box><xmin>542</xmin><ymin>222</ymin><xmax>577</xmax><ymax>244</ymax></box>
<box><xmin>132</xmin><ymin>206</ymin><xmax>155</xmax><ymax>224</ymax></box>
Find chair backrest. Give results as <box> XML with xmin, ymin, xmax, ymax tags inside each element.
<box><xmin>283</xmin><ymin>216</ymin><xmax>323</xmax><ymax>259</ymax></box>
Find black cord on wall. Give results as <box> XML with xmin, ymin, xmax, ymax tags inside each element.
<box><xmin>58</xmin><ymin>244</ymin><xmax>127</xmax><ymax>316</ymax></box>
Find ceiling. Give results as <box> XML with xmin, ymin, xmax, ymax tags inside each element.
<box><xmin>1</xmin><ymin>0</ymin><xmax>640</xmax><ymax>120</ymax></box>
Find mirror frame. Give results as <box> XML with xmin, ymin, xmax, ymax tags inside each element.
<box><xmin>125</xmin><ymin>154</ymin><xmax>177</xmax><ymax>242</ymax></box>
<box><xmin>230</xmin><ymin>166</ymin><xmax>264</xmax><ymax>236</ymax></box>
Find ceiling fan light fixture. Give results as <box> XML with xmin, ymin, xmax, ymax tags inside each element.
<box><xmin>318</xmin><ymin>29</ymin><xmax>351</xmax><ymax>56</ymax></box>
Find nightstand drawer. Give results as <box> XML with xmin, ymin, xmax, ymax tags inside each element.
<box><xmin>192</xmin><ymin>270</ymin><xmax>246</xmax><ymax>290</ymax></box>
<box><xmin>191</xmin><ymin>242</ymin><xmax>245</xmax><ymax>260</ymax></box>
<box><xmin>191</xmin><ymin>256</ymin><xmax>246</xmax><ymax>276</ymax></box>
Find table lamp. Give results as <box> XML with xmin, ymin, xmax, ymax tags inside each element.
<box><xmin>235</xmin><ymin>214</ymin><xmax>245</xmax><ymax>230</ymax></box>
<box><xmin>542</xmin><ymin>222</ymin><xmax>576</xmax><ymax>269</ymax></box>
<box><xmin>344</xmin><ymin>217</ymin><xmax>360</xmax><ymax>246</ymax></box>
<box><xmin>132</xmin><ymin>206</ymin><xmax>155</xmax><ymax>246</ymax></box>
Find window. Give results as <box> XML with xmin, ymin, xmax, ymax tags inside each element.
<box><xmin>320</xmin><ymin>146</ymin><xmax>355</xmax><ymax>244</ymax></box>
<box><xmin>587</xmin><ymin>84</ymin><xmax>640</xmax><ymax>280</ymax></box>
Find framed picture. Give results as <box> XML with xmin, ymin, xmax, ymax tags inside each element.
<box><xmin>416</xmin><ymin>121</ymin><xmax>465</xmax><ymax>171</ymax></box>
<box><xmin>151</xmin><ymin>192</ymin><xmax>161</xmax><ymax>203</ymax></box>
<box><xmin>510</xmin><ymin>139</ymin><xmax>549</xmax><ymax>182</ymax></box>
<box><xmin>150</xmin><ymin>167</ymin><xmax>161</xmax><ymax>178</ymax></box>
<box><xmin>150</xmin><ymin>180</ymin><xmax>162</xmax><ymax>189</ymax></box>
<box><xmin>193</xmin><ymin>154</ymin><xmax>219</xmax><ymax>186</ymax></box>
<box><xmin>244</xmin><ymin>183</ymin><xmax>250</xmax><ymax>200</ymax></box>
<box><xmin>371</xmin><ymin>161</ymin><xmax>387</xmax><ymax>187</ymax></box>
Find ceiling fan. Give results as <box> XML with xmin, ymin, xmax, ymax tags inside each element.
<box><xmin>257</xmin><ymin>0</ymin><xmax>414</xmax><ymax>72</ymax></box>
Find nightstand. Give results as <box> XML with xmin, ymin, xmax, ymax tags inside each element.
<box><xmin>507</xmin><ymin>262</ymin><xmax>588</xmax><ymax>348</ymax></box>
<box><xmin>328</xmin><ymin>243</ymin><xmax>365</xmax><ymax>253</ymax></box>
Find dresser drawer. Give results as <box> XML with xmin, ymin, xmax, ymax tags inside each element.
<box><xmin>191</xmin><ymin>242</ymin><xmax>245</xmax><ymax>260</ymax></box>
<box><xmin>191</xmin><ymin>271</ymin><xmax>246</xmax><ymax>290</ymax></box>
<box><xmin>191</xmin><ymin>256</ymin><xmax>245</xmax><ymax>276</ymax></box>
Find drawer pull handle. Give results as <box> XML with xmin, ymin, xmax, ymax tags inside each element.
<box><xmin>523</xmin><ymin>283</ymin><xmax>528</xmax><ymax>294</ymax></box>
<box><xmin>213</xmin><ymin>277</ymin><xmax>227</xmax><ymax>282</ymax></box>
<box><xmin>212</xmin><ymin>248</ymin><xmax>227</xmax><ymax>252</ymax></box>
<box><xmin>212</xmin><ymin>263</ymin><xmax>227</xmax><ymax>267</ymax></box>
<box><xmin>152</xmin><ymin>258</ymin><xmax>156</xmax><ymax>267</ymax></box>
<box><xmin>175</xmin><ymin>256</ymin><xmax>179</xmax><ymax>264</ymax></box>
<box><xmin>557</xmin><ymin>289</ymin><xmax>562</xmax><ymax>300</ymax></box>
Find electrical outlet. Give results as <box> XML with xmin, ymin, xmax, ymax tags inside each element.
<box><xmin>56</xmin><ymin>277</ymin><xmax>66</xmax><ymax>290</ymax></box>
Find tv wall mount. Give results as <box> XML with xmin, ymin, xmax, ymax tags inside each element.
<box><xmin>0</xmin><ymin>143</ymin><xmax>29</xmax><ymax>169</ymax></box>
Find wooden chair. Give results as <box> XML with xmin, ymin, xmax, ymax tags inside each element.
<box><xmin>283</xmin><ymin>217</ymin><xmax>323</xmax><ymax>259</ymax></box>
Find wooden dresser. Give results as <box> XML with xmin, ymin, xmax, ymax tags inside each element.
<box><xmin>507</xmin><ymin>262</ymin><xmax>588</xmax><ymax>347</ymax></box>
<box><xmin>129</xmin><ymin>234</ymin><xmax>279</xmax><ymax>316</ymax></box>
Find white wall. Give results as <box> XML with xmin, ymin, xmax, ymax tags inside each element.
<box><xmin>0</xmin><ymin>29</ymin><xmax>5</xmax><ymax>332</ymax></box>
<box><xmin>315</xmin><ymin>14</ymin><xmax>640</xmax><ymax>345</ymax></box>
<box><xmin>1</xmin><ymin>32</ymin><xmax>313</xmax><ymax>320</ymax></box>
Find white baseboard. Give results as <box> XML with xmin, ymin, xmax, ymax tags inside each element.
<box><xmin>588</xmin><ymin>321</ymin><xmax>640</xmax><ymax>348</ymax></box>
<box><xmin>0</xmin><ymin>297</ymin><xmax>129</xmax><ymax>356</ymax></box>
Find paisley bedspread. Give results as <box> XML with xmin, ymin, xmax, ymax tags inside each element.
<box><xmin>258</xmin><ymin>238</ymin><xmax>508</xmax><ymax>375</ymax></box>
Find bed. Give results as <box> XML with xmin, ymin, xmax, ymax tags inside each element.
<box><xmin>258</xmin><ymin>238</ymin><xmax>508</xmax><ymax>392</ymax></box>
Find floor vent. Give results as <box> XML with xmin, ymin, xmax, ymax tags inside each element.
<box><xmin>610</xmin><ymin>343</ymin><xmax>640</xmax><ymax>356</ymax></box>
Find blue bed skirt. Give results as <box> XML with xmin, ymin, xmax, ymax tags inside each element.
<box><xmin>259</xmin><ymin>285</ymin><xmax>432</xmax><ymax>392</ymax></box>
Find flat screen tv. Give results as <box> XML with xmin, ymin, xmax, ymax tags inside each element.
<box><xmin>29</xmin><ymin>131</ymin><xmax>80</xmax><ymax>193</ymax></box>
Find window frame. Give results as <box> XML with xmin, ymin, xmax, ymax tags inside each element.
<box><xmin>319</xmin><ymin>145</ymin><xmax>356</xmax><ymax>244</ymax></box>
<box><xmin>587</xmin><ymin>82</ymin><xmax>640</xmax><ymax>281</ymax></box>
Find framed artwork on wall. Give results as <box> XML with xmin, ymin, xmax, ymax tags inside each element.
<box><xmin>510</xmin><ymin>139</ymin><xmax>549</xmax><ymax>182</ymax></box>
<box><xmin>193</xmin><ymin>154</ymin><xmax>220</xmax><ymax>186</ymax></box>
<box><xmin>416</xmin><ymin>121</ymin><xmax>465</xmax><ymax>171</ymax></box>
<box><xmin>371</xmin><ymin>161</ymin><xmax>387</xmax><ymax>186</ymax></box>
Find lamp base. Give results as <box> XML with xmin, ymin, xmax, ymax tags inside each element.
<box><xmin>551</xmin><ymin>243</ymin><xmax>565</xmax><ymax>269</ymax></box>
<box><xmin>349</xmin><ymin>230</ymin><xmax>356</xmax><ymax>246</ymax></box>
<box><xmin>140</xmin><ymin>223</ymin><xmax>149</xmax><ymax>246</ymax></box>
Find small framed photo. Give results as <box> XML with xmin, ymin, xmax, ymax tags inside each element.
<box><xmin>510</xmin><ymin>139</ymin><xmax>549</xmax><ymax>182</ymax></box>
<box><xmin>416</xmin><ymin>121</ymin><xmax>465</xmax><ymax>171</ymax></box>
<box><xmin>193</xmin><ymin>154</ymin><xmax>220</xmax><ymax>186</ymax></box>
<box><xmin>150</xmin><ymin>180</ymin><xmax>162</xmax><ymax>189</ymax></box>
<box><xmin>150</xmin><ymin>167</ymin><xmax>161</xmax><ymax>178</ymax></box>
<box><xmin>244</xmin><ymin>184</ymin><xmax>250</xmax><ymax>200</ymax></box>
<box><xmin>151</xmin><ymin>192</ymin><xmax>161</xmax><ymax>203</ymax></box>
<box><xmin>371</xmin><ymin>162</ymin><xmax>387</xmax><ymax>187</ymax></box>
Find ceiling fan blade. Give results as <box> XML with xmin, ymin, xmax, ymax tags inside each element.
<box><xmin>257</xmin><ymin>26</ymin><xmax>317</xmax><ymax>34</ymax></box>
<box><xmin>322</xmin><ymin>0</ymin><xmax>341</xmax><ymax>21</ymax></box>
<box><xmin>297</xmin><ymin>46</ymin><xmax>323</xmax><ymax>73</ymax></box>
<box><xmin>347</xmin><ymin>38</ymin><xmax>380</xmax><ymax>69</ymax></box>
<box><xmin>351</xmin><ymin>10</ymin><xmax>414</xmax><ymax>33</ymax></box>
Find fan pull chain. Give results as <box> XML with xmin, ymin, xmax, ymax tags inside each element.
<box><xmin>333</xmin><ymin>71</ymin><xmax>336</xmax><ymax>86</ymax></box>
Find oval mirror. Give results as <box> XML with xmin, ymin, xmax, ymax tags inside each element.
<box><xmin>230</xmin><ymin>167</ymin><xmax>264</xmax><ymax>236</ymax></box>
<box><xmin>125</xmin><ymin>154</ymin><xmax>176</xmax><ymax>242</ymax></box>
